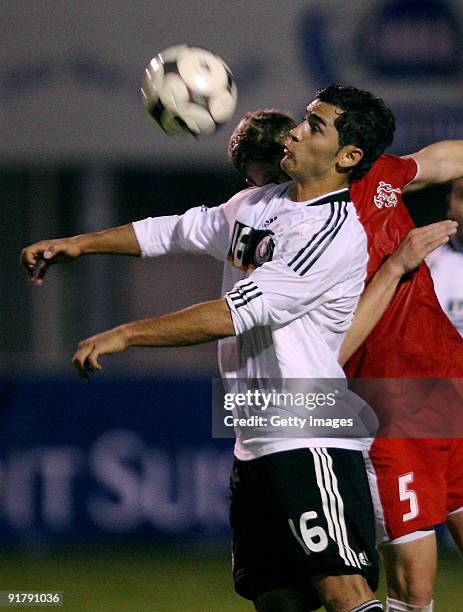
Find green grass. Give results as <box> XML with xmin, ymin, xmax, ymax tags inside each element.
<box><xmin>0</xmin><ymin>546</ymin><xmax>459</xmax><ymax>611</ymax></box>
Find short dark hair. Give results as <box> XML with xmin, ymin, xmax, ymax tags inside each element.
<box><xmin>316</xmin><ymin>84</ymin><xmax>395</xmax><ymax>181</ymax></box>
<box><xmin>228</xmin><ymin>109</ymin><xmax>296</xmax><ymax>177</ymax></box>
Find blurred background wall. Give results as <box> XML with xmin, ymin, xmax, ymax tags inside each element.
<box><xmin>0</xmin><ymin>0</ymin><xmax>462</xmax><ymax>582</ymax></box>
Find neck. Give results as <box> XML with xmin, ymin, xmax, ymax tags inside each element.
<box><xmin>452</xmin><ymin>233</ymin><xmax>463</xmax><ymax>250</ymax></box>
<box><xmin>290</xmin><ymin>177</ymin><xmax>349</xmax><ymax>202</ymax></box>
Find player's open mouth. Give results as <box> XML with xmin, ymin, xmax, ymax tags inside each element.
<box><xmin>283</xmin><ymin>147</ymin><xmax>293</xmax><ymax>158</ymax></box>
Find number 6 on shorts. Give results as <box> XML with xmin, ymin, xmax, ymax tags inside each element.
<box><xmin>289</xmin><ymin>510</ymin><xmax>329</xmax><ymax>554</ymax></box>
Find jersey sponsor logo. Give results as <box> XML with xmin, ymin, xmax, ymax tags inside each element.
<box><xmin>227</xmin><ymin>220</ymin><xmax>274</xmax><ymax>271</ymax></box>
<box><xmin>262</xmin><ymin>215</ymin><xmax>278</xmax><ymax>228</ymax></box>
<box><xmin>373</xmin><ymin>181</ymin><xmax>401</xmax><ymax>209</ymax></box>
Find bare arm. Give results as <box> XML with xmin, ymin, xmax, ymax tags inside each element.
<box><xmin>20</xmin><ymin>224</ymin><xmax>140</xmax><ymax>285</ymax></box>
<box><xmin>72</xmin><ymin>298</ymin><xmax>235</xmax><ymax>379</ymax></box>
<box><xmin>404</xmin><ymin>140</ymin><xmax>463</xmax><ymax>193</ymax></box>
<box><xmin>338</xmin><ymin>220</ymin><xmax>457</xmax><ymax>366</ymax></box>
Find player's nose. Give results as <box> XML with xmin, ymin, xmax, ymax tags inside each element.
<box><xmin>288</xmin><ymin>123</ymin><xmax>303</xmax><ymax>142</ymax></box>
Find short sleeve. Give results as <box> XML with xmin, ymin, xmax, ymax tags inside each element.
<box><xmin>132</xmin><ymin>188</ymin><xmax>255</xmax><ymax>260</ymax></box>
<box><xmin>399</xmin><ymin>156</ymin><xmax>419</xmax><ymax>187</ymax></box>
<box><xmin>132</xmin><ymin>204</ymin><xmax>230</xmax><ymax>260</ymax></box>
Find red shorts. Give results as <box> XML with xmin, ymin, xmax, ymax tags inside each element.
<box><xmin>364</xmin><ymin>438</ymin><xmax>463</xmax><ymax>542</ymax></box>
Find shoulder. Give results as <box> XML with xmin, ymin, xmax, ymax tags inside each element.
<box><xmin>369</xmin><ymin>153</ymin><xmax>418</xmax><ymax>176</ymax></box>
<box><xmin>277</xmin><ymin>200</ymin><xmax>365</xmax><ymax>263</ymax></box>
<box><xmin>295</xmin><ymin>195</ymin><xmax>364</xmax><ymax>237</ymax></box>
<box><xmin>350</xmin><ymin>154</ymin><xmax>417</xmax><ymax>215</ymax></box>
<box><xmin>352</xmin><ymin>154</ymin><xmax>418</xmax><ymax>193</ymax></box>
<box><xmin>227</xmin><ymin>181</ymin><xmax>291</xmax><ymax>208</ymax></box>
<box><xmin>215</xmin><ymin>185</ymin><xmax>270</xmax><ymax>225</ymax></box>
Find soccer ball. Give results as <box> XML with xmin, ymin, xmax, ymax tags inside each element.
<box><xmin>141</xmin><ymin>45</ymin><xmax>237</xmax><ymax>137</ymax></box>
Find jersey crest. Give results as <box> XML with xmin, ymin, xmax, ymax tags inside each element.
<box><xmin>227</xmin><ymin>221</ymin><xmax>275</xmax><ymax>271</ymax></box>
<box><xmin>373</xmin><ymin>181</ymin><xmax>401</xmax><ymax>209</ymax></box>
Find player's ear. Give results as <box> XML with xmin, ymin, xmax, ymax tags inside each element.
<box><xmin>337</xmin><ymin>145</ymin><xmax>363</xmax><ymax>172</ymax></box>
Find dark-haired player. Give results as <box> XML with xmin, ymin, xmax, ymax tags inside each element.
<box><xmin>21</xmin><ymin>92</ymin><xmax>462</xmax><ymax>611</ymax></box>
<box><xmin>23</xmin><ymin>85</ymin><xmax>399</xmax><ymax>612</ymax></box>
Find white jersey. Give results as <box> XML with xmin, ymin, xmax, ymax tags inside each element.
<box><xmin>427</xmin><ymin>237</ymin><xmax>463</xmax><ymax>337</ymax></box>
<box><xmin>133</xmin><ymin>182</ymin><xmax>369</xmax><ymax>459</ymax></box>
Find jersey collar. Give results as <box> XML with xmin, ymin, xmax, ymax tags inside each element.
<box><xmin>281</xmin><ymin>185</ymin><xmax>350</xmax><ymax>207</ymax></box>
<box><xmin>304</xmin><ymin>187</ymin><xmax>350</xmax><ymax>207</ymax></box>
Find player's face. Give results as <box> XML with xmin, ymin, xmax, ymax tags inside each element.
<box><xmin>281</xmin><ymin>100</ymin><xmax>345</xmax><ymax>182</ymax></box>
<box><xmin>244</xmin><ymin>160</ymin><xmax>289</xmax><ymax>186</ymax></box>
<box><xmin>448</xmin><ymin>178</ymin><xmax>463</xmax><ymax>228</ymax></box>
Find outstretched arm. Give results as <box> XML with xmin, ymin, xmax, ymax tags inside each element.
<box><xmin>72</xmin><ymin>298</ymin><xmax>235</xmax><ymax>379</ymax></box>
<box><xmin>20</xmin><ymin>224</ymin><xmax>141</xmax><ymax>285</ymax></box>
<box><xmin>338</xmin><ymin>220</ymin><xmax>457</xmax><ymax>366</ymax></box>
<box><xmin>21</xmin><ymin>196</ymin><xmax>235</xmax><ymax>285</ymax></box>
<box><xmin>404</xmin><ymin>140</ymin><xmax>463</xmax><ymax>192</ymax></box>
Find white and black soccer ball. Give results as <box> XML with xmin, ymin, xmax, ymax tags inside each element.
<box><xmin>141</xmin><ymin>45</ymin><xmax>238</xmax><ymax>137</ymax></box>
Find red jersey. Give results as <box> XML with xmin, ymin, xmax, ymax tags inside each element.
<box><xmin>346</xmin><ymin>154</ymin><xmax>463</xmax><ymax>378</ymax></box>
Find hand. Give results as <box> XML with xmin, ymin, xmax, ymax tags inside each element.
<box><xmin>20</xmin><ymin>238</ymin><xmax>82</xmax><ymax>285</ymax></box>
<box><xmin>387</xmin><ymin>220</ymin><xmax>457</xmax><ymax>277</ymax></box>
<box><xmin>72</xmin><ymin>327</ymin><xmax>128</xmax><ymax>380</ymax></box>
